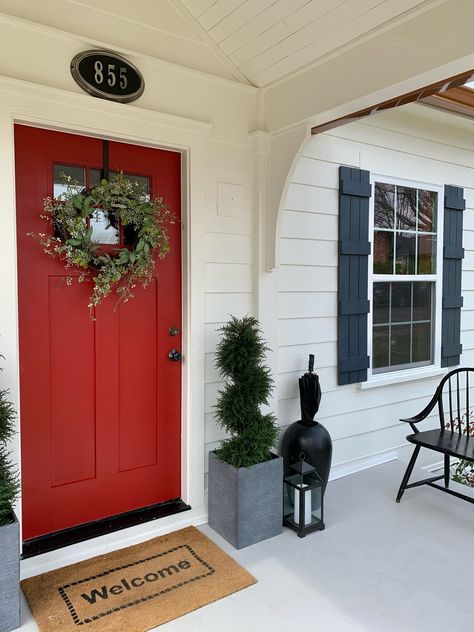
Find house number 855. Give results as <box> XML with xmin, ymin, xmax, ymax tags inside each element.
<box><xmin>94</xmin><ymin>61</ymin><xmax>128</xmax><ymax>89</ymax></box>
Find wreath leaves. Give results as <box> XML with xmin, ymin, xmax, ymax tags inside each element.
<box><xmin>29</xmin><ymin>172</ymin><xmax>174</xmax><ymax>313</ymax></box>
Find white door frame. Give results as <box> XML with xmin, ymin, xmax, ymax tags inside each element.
<box><xmin>0</xmin><ymin>76</ymin><xmax>210</xmax><ymax>577</ymax></box>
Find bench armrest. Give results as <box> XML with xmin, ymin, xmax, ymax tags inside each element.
<box><xmin>399</xmin><ymin>386</ymin><xmax>440</xmax><ymax>428</ymax></box>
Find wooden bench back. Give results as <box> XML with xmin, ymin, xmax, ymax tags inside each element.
<box><xmin>437</xmin><ymin>368</ymin><xmax>474</xmax><ymax>436</ymax></box>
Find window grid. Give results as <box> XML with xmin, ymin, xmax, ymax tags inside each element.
<box><xmin>373</xmin><ymin>183</ymin><xmax>436</xmax><ymax>276</ymax></box>
<box><xmin>371</xmin><ymin>180</ymin><xmax>439</xmax><ymax>374</ymax></box>
<box><xmin>373</xmin><ymin>281</ymin><xmax>433</xmax><ymax>370</ymax></box>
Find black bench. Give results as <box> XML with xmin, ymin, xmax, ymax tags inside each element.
<box><xmin>396</xmin><ymin>367</ymin><xmax>474</xmax><ymax>504</ymax></box>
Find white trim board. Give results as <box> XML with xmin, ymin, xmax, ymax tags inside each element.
<box><xmin>328</xmin><ymin>450</ymin><xmax>398</xmax><ymax>483</ymax></box>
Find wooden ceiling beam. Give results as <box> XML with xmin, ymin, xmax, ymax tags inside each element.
<box><xmin>311</xmin><ymin>69</ymin><xmax>474</xmax><ymax>134</ymax></box>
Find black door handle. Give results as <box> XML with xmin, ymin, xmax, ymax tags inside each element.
<box><xmin>168</xmin><ymin>349</ymin><xmax>182</xmax><ymax>362</ymax></box>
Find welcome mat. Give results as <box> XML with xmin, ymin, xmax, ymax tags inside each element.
<box><xmin>22</xmin><ymin>526</ymin><xmax>256</xmax><ymax>632</ymax></box>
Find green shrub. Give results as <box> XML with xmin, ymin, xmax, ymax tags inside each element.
<box><xmin>214</xmin><ymin>316</ymin><xmax>278</xmax><ymax>468</ymax></box>
<box><xmin>0</xmin><ymin>381</ymin><xmax>20</xmax><ymax>525</ymax></box>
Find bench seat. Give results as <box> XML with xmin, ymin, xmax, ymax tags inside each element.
<box><xmin>407</xmin><ymin>429</ymin><xmax>474</xmax><ymax>461</ymax></box>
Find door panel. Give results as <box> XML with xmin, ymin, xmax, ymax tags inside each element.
<box><xmin>49</xmin><ymin>278</ymin><xmax>96</xmax><ymax>487</ymax></box>
<box><xmin>15</xmin><ymin>125</ymin><xmax>182</xmax><ymax>540</ymax></box>
<box><xmin>118</xmin><ymin>281</ymin><xmax>158</xmax><ymax>472</ymax></box>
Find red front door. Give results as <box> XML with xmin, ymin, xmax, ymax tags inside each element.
<box><xmin>15</xmin><ymin>125</ymin><xmax>182</xmax><ymax>540</ymax></box>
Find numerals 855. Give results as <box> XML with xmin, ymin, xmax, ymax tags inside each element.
<box><xmin>94</xmin><ymin>61</ymin><xmax>127</xmax><ymax>89</ymax></box>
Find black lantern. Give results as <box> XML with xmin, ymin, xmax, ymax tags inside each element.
<box><xmin>283</xmin><ymin>458</ymin><xmax>324</xmax><ymax>537</ymax></box>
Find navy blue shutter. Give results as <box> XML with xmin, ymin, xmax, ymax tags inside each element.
<box><xmin>441</xmin><ymin>185</ymin><xmax>465</xmax><ymax>367</ymax></box>
<box><xmin>338</xmin><ymin>167</ymin><xmax>371</xmax><ymax>385</ymax></box>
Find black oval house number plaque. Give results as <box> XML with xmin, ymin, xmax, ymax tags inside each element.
<box><xmin>71</xmin><ymin>50</ymin><xmax>145</xmax><ymax>103</ymax></box>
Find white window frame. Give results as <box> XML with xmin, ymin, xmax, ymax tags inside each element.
<box><xmin>367</xmin><ymin>174</ymin><xmax>444</xmax><ymax>383</ymax></box>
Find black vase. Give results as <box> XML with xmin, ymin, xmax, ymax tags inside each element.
<box><xmin>281</xmin><ymin>354</ymin><xmax>332</xmax><ymax>493</ymax></box>
<box><xmin>281</xmin><ymin>420</ymin><xmax>332</xmax><ymax>494</ymax></box>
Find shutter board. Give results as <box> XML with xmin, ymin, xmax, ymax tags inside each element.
<box><xmin>441</xmin><ymin>185</ymin><xmax>465</xmax><ymax>368</ymax></box>
<box><xmin>338</xmin><ymin>167</ymin><xmax>371</xmax><ymax>385</ymax></box>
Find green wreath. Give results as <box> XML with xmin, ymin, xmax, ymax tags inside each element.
<box><xmin>32</xmin><ymin>173</ymin><xmax>174</xmax><ymax>310</ymax></box>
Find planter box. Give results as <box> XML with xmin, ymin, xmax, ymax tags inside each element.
<box><xmin>0</xmin><ymin>512</ymin><xmax>20</xmax><ymax>632</ymax></box>
<box><xmin>208</xmin><ymin>451</ymin><xmax>283</xmax><ymax>549</ymax></box>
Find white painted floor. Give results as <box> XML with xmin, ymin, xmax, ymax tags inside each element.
<box><xmin>19</xmin><ymin>460</ymin><xmax>473</xmax><ymax>632</ymax></box>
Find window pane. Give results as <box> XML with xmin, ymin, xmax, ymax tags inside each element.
<box><xmin>373</xmin><ymin>283</ymin><xmax>390</xmax><ymax>324</ymax></box>
<box><xmin>53</xmin><ymin>164</ymin><xmax>85</xmax><ymax>198</ymax></box>
<box><xmin>418</xmin><ymin>235</ymin><xmax>436</xmax><ymax>274</ymax></box>
<box><xmin>413</xmin><ymin>282</ymin><xmax>432</xmax><ymax>321</ymax></box>
<box><xmin>374</xmin><ymin>232</ymin><xmax>393</xmax><ymax>274</ymax></box>
<box><xmin>391</xmin><ymin>324</ymin><xmax>411</xmax><ymax>366</ymax></box>
<box><xmin>89</xmin><ymin>170</ymin><xmax>151</xmax><ymax>245</ymax></box>
<box><xmin>90</xmin><ymin>210</ymin><xmax>120</xmax><ymax>244</ymax></box>
<box><xmin>391</xmin><ymin>283</ymin><xmax>411</xmax><ymax>322</ymax></box>
<box><xmin>397</xmin><ymin>186</ymin><xmax>417</xmax><ymax>231</ymax></box>
<box><xmin>412</xmin><ymin>323</ymin><xmax>431</xmax><ymax>362</ymax></box>
<box><xmin>126</xmin><ymin>174</ymin><xmax>150</xmax><ymax>200</ymax></box>
<box><xmin>374</xmin><ymin>183</ymin><xmax>395</xmax><ymax>228</ymax></box>
<box><xmin>373</xmin><ymin>326</ymin><xmax>389</xmax><ymax>369</ymax></box>
<box><xmin>395</xmin><ymin>232</ymin><xmax>415</xmax><ymax>274</ymax></box>
<box><xmin>90</xmin><ymin>167</ymin><xmax>102</xmax><ymax>189</ymax></box>
<box><xmin>418</xmin><ymin>190</ymin><xmax>436</xmax><ymax>232</ymax></box>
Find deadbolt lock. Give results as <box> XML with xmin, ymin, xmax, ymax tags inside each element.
<box><xmin>169</xmin><ymin>326</ymin><xmax>179</xmax><ymax>337</ymax></box>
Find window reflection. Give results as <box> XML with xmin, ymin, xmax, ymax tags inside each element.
<box><xmin>53</xmin><ymin>164</ymin><xmax>85</xmax><ymax>198</ymax></box>
<box><xmin>88</xmin><ymin>169</ymin><xmax>150</xmax><ymax>245</ymax></box>
<box><xmin>372</xmin><ymin>281</ymin><xmax>433</xmax><ymax>371</ymax></box>
<box><xmin>90</xmin><ymin>210</ymin><xmax>120</xmax><ymax>245</ymax></box>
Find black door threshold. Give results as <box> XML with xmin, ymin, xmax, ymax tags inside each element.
<box><xmin>22</xmin><ymin>498</ymin><xmax>191</xmax><ymax>559</ymax></box>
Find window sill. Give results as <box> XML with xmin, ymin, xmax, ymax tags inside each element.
<box><xmin>359</xmin><ymin>366</ymin><xmax>448</xmax><ymax>390</ymax></box>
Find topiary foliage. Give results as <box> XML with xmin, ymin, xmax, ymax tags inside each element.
<box><xmin>214</xmin><ymin>315</ymin><xmax>278</xmax><ymax>468</ymax></box>
<box><xmin>0</xmin><ymin>386</ymin><xmax>20</xmax><ymax>525</ymax></box>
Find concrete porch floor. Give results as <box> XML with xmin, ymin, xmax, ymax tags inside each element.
<box><xmin>19</xmin><ymin>459</ymin><xmax>473</xmax><ymax>632</ymax></box>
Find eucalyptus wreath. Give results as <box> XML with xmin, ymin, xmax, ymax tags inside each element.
<box><xmin>31</xmin><ymin>173</ymin><xmax>174</xmax><ymax>310</ymax></box>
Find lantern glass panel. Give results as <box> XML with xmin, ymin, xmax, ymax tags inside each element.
<box><xmin>283</xmin><ymin>471</ymin><xmax>323</xmax><ymax>530</ymax></box>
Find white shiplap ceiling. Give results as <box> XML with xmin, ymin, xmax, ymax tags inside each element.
<box><xmin>0</xmin><ymin>0</ymin><xmax>445</xmax><ymax>88</ymax></box>
<box><xmin>176</xmin><ymin>0</ymin><xmax>438</xmax><ymax>87</ymax></box>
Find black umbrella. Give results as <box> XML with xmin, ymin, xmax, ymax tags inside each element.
<box><xmin>299</xmin><ymin>354</ymin><xmax>321</xmax><ymax>425</ymax></box>
<box><xmin>282</xmin><ymin>353</ymin><xmax>332</xmax><ymax>495</ymax></box>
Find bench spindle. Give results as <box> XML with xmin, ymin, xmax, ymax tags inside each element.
<box><xmin>456</xmin><ymin>372</ymin><xmax>461</xmax><ymax>434</ymax></box>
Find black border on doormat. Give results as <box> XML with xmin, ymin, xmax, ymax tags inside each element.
<box><xmin>22</xmin><ymin>499</ymin><xmax>191</xmax><ymax>559</ymax></box>
<box><xmin>58</xmin><ymin>544</ymin><xmax>214</xmax><ymax>625</ymax></box>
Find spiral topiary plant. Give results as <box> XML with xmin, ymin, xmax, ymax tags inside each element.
<box><xmin>0</xmin><ymin>382</ymin><xmax>20</xmax><ymax>526</ymax></box>
<box><xmin>214</xmin><ymin>315</ymin><xmax>279</xmax><ymax>468</ymax></box>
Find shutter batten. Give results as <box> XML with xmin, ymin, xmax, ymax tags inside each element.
<box><xmin>441</xmin><ymin>184</ymin><xmax>465</xmax><ymax>368</ymax></box>
<box><xmin>338</xmin><ymin>167</ymin><xmax>371</xmax><ymax>385</ymax></box>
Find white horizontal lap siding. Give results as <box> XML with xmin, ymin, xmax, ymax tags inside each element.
<box><xmin>203</xmin><ymin>136</ymin><xmax>256</xmax><ymax>471</ymax></box>
<box><xmin>277</xmin><ymin>107</ymin><xmax>474</xmax><ymax>471</ymax></box>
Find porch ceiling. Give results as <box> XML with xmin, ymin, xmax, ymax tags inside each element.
<box><xmin>175</xmin><ymin>0</ymin><xmax>442</xmax><ymax>87</ymax></box>
<box><xmin>0</xmin><ymin>0</ymin><xmax>459</xmax><ymax>90</ymax></box>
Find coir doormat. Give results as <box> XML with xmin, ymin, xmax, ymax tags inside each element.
<box><xmin>22</xmin><ymin>526</ymin><xmax>256</xmax><ymax>632</ymax></box>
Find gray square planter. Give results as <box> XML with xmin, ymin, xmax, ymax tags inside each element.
<box><xmin>0</xmin><ymin>512</ymin><xmax>20</xmax><ymax>632</ymax></box>
<box><xmin>208</xmin><ymin>451</ymin><xmax>283</xmax><ymax>549</ymax></box>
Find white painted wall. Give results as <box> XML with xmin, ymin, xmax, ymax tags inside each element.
<box><xmin>204</xmin><ymin>104</ymin><xmax>474</xmax><ymax>475</ymax></box>
<box><xmin>275</xmin><ymin>103</ymin><xmax>474</xmax><ymax>471</ymax></box>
